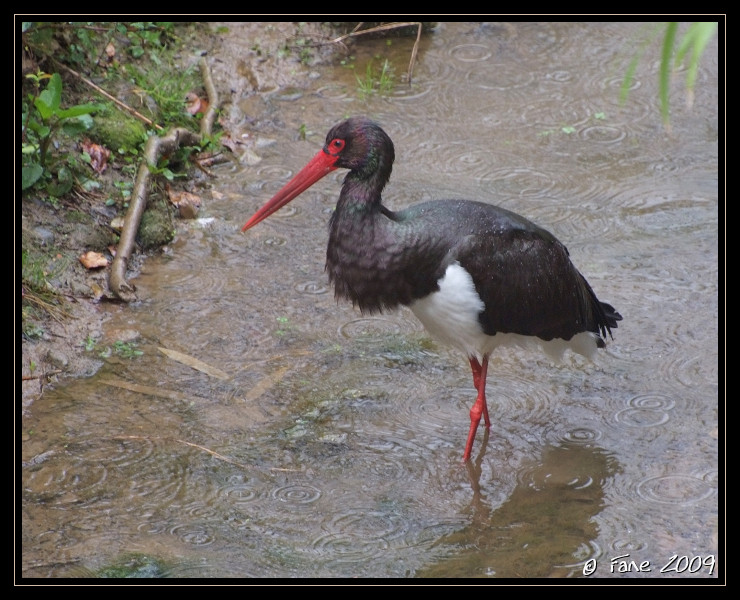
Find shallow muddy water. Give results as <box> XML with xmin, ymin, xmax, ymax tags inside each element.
<box><xmin>21</xmin><ymin>22</ymin><xmax>719</xmax><ymax>579</ymax></box>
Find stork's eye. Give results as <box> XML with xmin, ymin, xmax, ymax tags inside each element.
<box><xmin>328</xmin><ymin>138</ymin><xmax>345</xmax><ymax>155</ymax></box>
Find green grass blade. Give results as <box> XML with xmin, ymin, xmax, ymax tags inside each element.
<box><xmin>659</xmin><ymin>22</ymin><xmax>679</xmax><ymax>126</ymax></box>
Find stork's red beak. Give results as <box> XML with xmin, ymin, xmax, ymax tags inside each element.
<box><xmin>242</xmin><ymin>148</ymin><xmax>339</xmax><ymax>231</ymax></box>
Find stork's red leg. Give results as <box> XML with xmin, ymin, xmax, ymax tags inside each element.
<box><xmin>469</xmin><ymin>356</ymin><xmax>491</xmax><ymax>427</ymax></box>
<box><xmin>463</xmin><ymin>356</ymin><xmax>491</xmax><ymax>461</ymax></box>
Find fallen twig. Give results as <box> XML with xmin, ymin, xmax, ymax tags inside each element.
<box><xmin>109</xmin><ymin>57</ymin><xmax>218</xmax><ymax>301</ymax></box>
<box><xmin>198</xmin><ymin>55</ymin><xmax>219</xmax><ymax>136</ymax></box>
<box><xmin>22</xmin><ymin>370</ymin><xmax>62</xmax><ymax>381</ymax></box>
<box><xmin>52</xmin><ymin>59</ymin><xmax>164</xmax><ymax>131</ymax></box>
<box><xmin>323</xmin><ymin>22</ymin><xmax>423</xmax><ymax>83</ymax></box>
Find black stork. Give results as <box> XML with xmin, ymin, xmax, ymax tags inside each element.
<box><xmin>242</xmin><ymin>117</ymin><xmax>622</xmax><ymax>462</ymax></box>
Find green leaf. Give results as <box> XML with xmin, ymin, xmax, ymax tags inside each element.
<box><xmin>619</xmin><ymin>22</ymin><xmax>664</xmax><ymax>106</ymax></box>
<box><xmin>61</xmin><ymin>114</ymin><xmax>94</xmax><ymax>136</ymax></box>
<box><xmin>26</xmin><ymin>119</ymin><xmax>51</xmax><ymax>138</ymax></box>
<box><xmin>34</xmin><ymin>95</ymin><xmax>53</xmax><ymax>120</ymax></box>
<box><xmin>47</xmin><ymin>167</ymin><xmax>74</xmax><ymax>197</ymax></box>
<box><xmin>22</xmin><ymin>163</ymin><xmax>44</xmax><ymax>190</ymax></box>
<box><xmin>56</xmin><ymin>103</ymin><xmax>101</xmax><ymax>120</ymax></box>
<box><xmin>35</xmin><ymin>73</ymin><xmax>62</xmax><ymax>119</ymax></box>
<box><xmin>22</xmin><ymin>142</ymin><xmax>39</xmax><ymax>155</ymax></box>
<box><xmin>675</xmin><ymin>22</ymin><xmax>717</xmax><ymax>107</ymax></box>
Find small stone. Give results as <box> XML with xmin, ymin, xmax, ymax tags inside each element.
<box><xmin>46</xmin><ymin>348</ymin><xmax>69</xmax><ymax>369</ymax></box>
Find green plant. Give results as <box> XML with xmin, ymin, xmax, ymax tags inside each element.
<box><xmin>355</xmin><ymin>59</ymin><xmax>395</xmax><ymax>98</ymax></box>
<box><xmin>113</xmin><ymin>179</ymin><xmax>134</xmax><ymax>206</ymax></box>
<box><xmin>21</xmin><ymin>249</ymin><xmax>70</xmax><ymax>332</ymax></box>
<box><xmin>84</xmin><ymin>335</ymin><xmax>96</xmax><ymax>351</ymax></box>
<box><xmin>122</xmin><ymin>22</ymin><xmax>176</xmax><ymax>58</ymax></box>
<box><xmin>196</xmin><ymin>131</ymin><xmax>225</xmax><ymax>154</ymax></box>
<box><xmin>275</xmin><ymin>316</ymin><xmax>292</xmax><ymax>337</ymax></box>
<box><xmin>22</xmin><ymin>249</ymin><xmax>50</xmax><ymax>293</ymax></box>
<box><xmin>146</xmin><ymin>158</ymin><xmax>181</xmax><ymax>182</ymax></box>
<box><xmin>98</xmin><ymin>340</ymin><xmax>143</xmax><ymax>359</ymax></box>
<box><xmin>339</xmin><ymin>55</ymin><xmax>357</xmax><ymax>69</ymax></box>
<box><xmin>96</xmin><ymin>552</ymin><xmax>170</xmax><ymax>578</ymax></box>
<box><xmin>22</xmin><ymin>320</ymin><xmax>45</xmax><ymax>341</ymax></box>
<box><xmin>24</xmin><ymin>22</ymin><xmax>177</xmax><ymax>67</ymax></box>
<box><xmin>125</xmin><ymin>61</ymin><xmax>200</xmax><ymax>126</ymax></box>
<box><xmin>621</xmin><ymin>21</ymin><xmax>717</xmax><ymax>128</ymax></box>
<box><xmin>22</xmin><ymin>71</ymin><xmax>102</xmax><ymax>194</ymax></box>
<box><xmin>537</xmin><ymin>111</ymin><xmax>608</xmax><ymax>137</ymax></box>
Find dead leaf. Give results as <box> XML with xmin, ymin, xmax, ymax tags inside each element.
<box><xmin>242</xmin><ymin>366</ymin><xmax>290</xmax><ymax>404</ymax></box>
<box><xmin>158</xmin><ymin>347</ymin><xmax>229</xmax><ymax>380</ymax></box>
<box><xmin>109</xmin><ymin>217</ymin><xmax>125</xmax><ymax>232</ymax></box>
<box><xmin>185</xmin><ymin>92</ymin><xmax>209</xmax><ymax>115</ymax></box>
<box><xmin>79</xmin><ymin>251</ymin><xmax>108</xmax><ymax>269</ymax></box>
<box><xmin>166</xmin><ymin>184</ymin><xmax>202</xmax><ymax>219</ymax></box>
<box><xmin>81</xmin><ymin>138</ymin><xmax>110</xmax><ymax>174</ymax></box>
<box><xmin>221</xmin><ymin>133</ymin><xmax>243</xmax><ymax>153</ymax></box>
<box><xmin>89</xmin><ymin>281</ymin><xmax>105</xmax><ymax>301</ymax></box>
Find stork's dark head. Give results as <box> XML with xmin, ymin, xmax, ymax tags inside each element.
<box><xmin>242</xmin><ymin>117</ymin><xmax>395</xmax><ymax>231</ymax></box>
<box><xmin>323</xmin><ymin>117</ymin><xmax>395</xmax><ymax>182</ymax></box>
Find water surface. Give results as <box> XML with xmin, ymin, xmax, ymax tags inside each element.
<box><xmin>21</xmin><ymin>22</ymin><xmax>719</xmax><ymax>579</ymax></box>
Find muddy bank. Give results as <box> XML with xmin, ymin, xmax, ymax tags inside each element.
<box><xmin>20</xmin><ymin>22</ymin><xmax>342</xmax><ymax>408</ymax></box>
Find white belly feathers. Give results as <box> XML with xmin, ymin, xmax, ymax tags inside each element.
<box><xmin>409</xmin><ymin>262</ymin><xmax>600</xmax><ymax>362</ymax></box>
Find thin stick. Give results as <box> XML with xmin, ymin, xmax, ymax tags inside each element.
<box><xmin>314</xmin><ymin>22</ymin><xmax>424</xmax><ymax>84</ymax></box>
<box><xmin>22</xmin><ymin>370</ymin><xmax>62</xmax><ymax>381</ymax></box>
<box><xmin>109</xmin><ymin>58</ymin><xmax>217</xmax><ymax>301</ymax></box>
<box><xmin>52</xmin><ymin>60</ymin><xmax>164</xmax><ymax>131</ymax></box>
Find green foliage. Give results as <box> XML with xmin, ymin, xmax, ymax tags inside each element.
<box><xmin>21</xmin><ymin>249</ymin><xmax>69</xmax><ymax>337</ymax></box>
<box><xmin>196</xmin><ymin>131</ymin><xmax>225</xmax><ymax>154</ymax></box>
<box><xmin>536</xmin><ymin>112</ymin><xmax>608</xmax><ymax>138</ymax></box>
<box><xmin>22</xmin><ymin>249</ymin><xmax>52</xmax><ymax>295</ymax></box>
<box><xmin>146</xmin><ymin>159</ymin><xmax>179</xmax><ymax>182</ymax></box>
<box><xmin>291</xmin><ymin>34</ymin><xmax>315</xmax><ymax>65</ymax></box>
<box><xmin>125</xmin><ymin>61</ymin><xmax>200</xmax><ymax>126</ymax></box>
<box><xmin>84</xmin><ymin>335</ymin><xmax>96</xmax><ymax>351</ymax></box>
<box><xmin>96</xmin><ymin>552</ymin><xmax>169</xmax><ymax>578</ymax></box>
<box><xmin>621</xmin><ymin>21</ymin><xmax>717</xmax><ymax>128</ymax></box>
<box><xmin>22</xmin><ymin>71</ymin><xmax>102</xmax><ymax>194</ymax></box>
<box><xmin>275</xmin><ymin>315</ymin><xmax>291</xmax><ymax>337</ymax></box>
<box><xmin>96</xmin><ymin>340</ymin><xmax>144</xmax><ymax>359</ymax></box>
<box><xmin>113</xmin><ymin>179</ymin><xmax>134</xmax><ymax>206</ymax></box>
<box><xmin>673</xmin><ymin>22</ymin><xmax>718</xmax><ymax>109</ymax></box>
<box><xmin>23</xmin><ymin>22</ymin><xmax>177</xmax><ymax>69</ymax></box>
<box><xmin>91</xmin><ymin>111</ymin><xmax>148</xmax><ymax>153</ymax></box>
<box><xmin>356</xmin><ymin>59</ymin><xmax>395</xmax><ymax>98</ymax></box>
<box><xmin>22</xmin><ymin>318</ymin><xmax>45</xmax><ymax>341</ymax></box>
<box><xmin>21</xmin><ymin>22</ymin><xmax>206</xmax><ymax>206</ymax></box>
<box><xmin>118</xmin><ymin>22</ymin><xmax>177</xmax><ymax>58</ymax></box>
